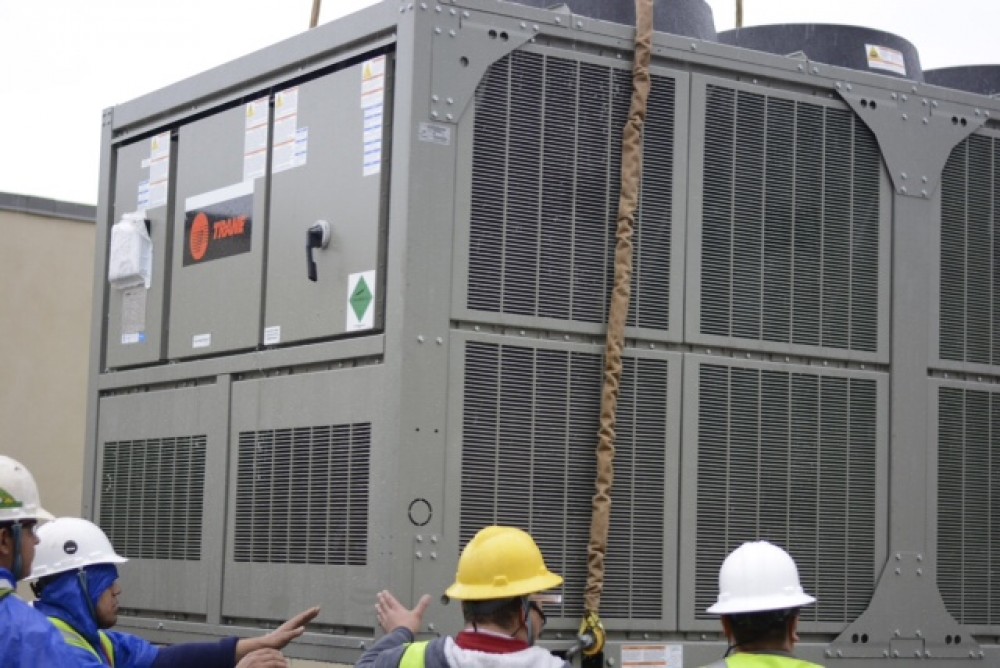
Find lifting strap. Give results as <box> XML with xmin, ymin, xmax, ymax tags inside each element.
<box><xmin>579</xmin><ymin>0</ymin><xmax>654</xmax><ymax>657</ymax></box>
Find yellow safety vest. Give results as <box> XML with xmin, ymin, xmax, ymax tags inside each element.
<box><xmin>400</xmin><ymin>640</ymin><xmax>430</xmax><ymax>668</ymax></box>
<box><xmin>48</xmin><ymin>617</ymin><xmax>116</xmax><ymax>667</ymax></box>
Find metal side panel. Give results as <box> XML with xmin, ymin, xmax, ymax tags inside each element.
<box><xmin>932</xmin><ymin>127</ymin><xmax>1000</xmax><ymax>377</ymax></box>
<box><xmin>678</xmin><ymin>354</ymin><xmax>889</xmax><ymax>634</ymax></box>
<box><xmin>685</xmin><ymin>73</ymin><xmax>892</xmax><ymax>364</ymax></box>
<box><xmin>262</xmin><ymin>55</ymin><xmax>390</xmax><ymax>347</ymax></box>
<box><xmin>444</xmin><ymin>330</ymin><xmax>683</xmax><ymax>632</ymax></box>
<box><xmin>932</xmin><ymin>377</ymin><xmax>1000</xmax><ymax>636</ymax></box>
<box><xmin>168</xmin><ymin>104</ymin><xmax>268</xmax><ymax>359</ymax></box>
<box><xmin>450</xmin><ymin>44</ymin><xmax>688</xmax><ymax>342</ymax></box>
<box><xmin>96</xmin><ymin>382</ymin><xmax>230</xmax><ymax>618</ymax></box>
<box><xmin>223</xmin><ymin>367</ymin><xmax>387</xmax><ymax>627</ymax></box>
<box><xmin>105</xmin><ymin>133</ymin><xmax>174</xmax><ymax>368</ymax></box>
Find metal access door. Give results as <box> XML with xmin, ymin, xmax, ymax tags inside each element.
<box><xmin>262</xmin><ymin>55</ymin><xmax>389</xmax><ymax>346</ymax></box>
<box><xmin>168</xmin><ymin>103</ymin><xmax>269</xmax><ymax>359</ymax></box>
<box><xmin>105</xmin><ymin>133</ymin><xmax>173</xmax><ymax>369</ymax></box>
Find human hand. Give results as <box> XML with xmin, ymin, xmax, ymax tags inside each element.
<box><xmin>375</xmin><ymin>590</ymin><xmax>432</xmax><ymax>634</ymax></box>
<box><xmin>235</xmin><ymin>648</ymin><xmax>289</xmax><ymax>667</ymax></box>
<box><xmin>236</xmin><ymin>606</ymin><xmax>320</xmax><ymax>658</ymax></box>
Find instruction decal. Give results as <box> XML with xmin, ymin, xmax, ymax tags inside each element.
<box><xmin>244</xmin><ymin>97</ymin><xmax>268</xmax><ymax>181</ymax></box>
<box><xmin>183</xmin><ymin>181</ymin><xmax>254</xmax><ymax>266</ymax></box>
<box><xmin>866</xmin><ymin>44</ymin><xmax>906</xmax><ymax>76</ymax></box>
<box><xmin>273</xmin><ymin>86</ymin><xmax>308</xmax><ymax>174</ymax></box>
<box><xmin>138</xmin><ymin>131</ymin><xmax>170</xmax><ymax>210</ymax></box>
<box><xmin>621</xmin><ymin>644</ymin><xmax>682</xmax><ymax>668</ymax></box>
<box><xmin>346</xmin><ymin>270</ymin><xmax>376</xmax><ymax>331</ymax></box>
<box><xmin>361</xmin><ymin>55</ymin><xmax>385</xmax><ymax>176</ymax></box>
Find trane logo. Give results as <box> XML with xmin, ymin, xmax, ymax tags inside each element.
<box><xmin>213</xmin><ymin>215</ymin><xmax>247</xmax><ymax>240</ymax></box>
<box><xmin>183</xmin><ymin>189</ymin><xmax>254</xmax><ymax>267</ymax></box>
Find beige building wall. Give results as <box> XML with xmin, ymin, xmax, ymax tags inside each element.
<box><xmin>0</xmin><ymin>193</ymin><xmax>95</xmax><ymax>520</ymax></box>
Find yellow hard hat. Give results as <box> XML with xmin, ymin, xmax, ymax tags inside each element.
<box><xmin>445</xmin><ymin>526</ymin><xmax>563</xmax><ymax>601</ymax></box>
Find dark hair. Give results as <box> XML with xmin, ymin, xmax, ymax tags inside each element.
<box><xmin>462</xmin><ymin>597</ymin><xmax>524</xmax><ymax>628</ymax></box>
<box><xmin>29</xmin><ymin>574</ymin><xmax>59</xmax><ymax>598</ymax></box>
<box><xmin>726</xmin><ymin>608</ymin><xmax>798</xmax><ymax>647</ymax></box>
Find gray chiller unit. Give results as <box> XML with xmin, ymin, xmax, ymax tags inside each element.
<box><xmin>84</xmin><ymin>0</ymin><xmax>1000</xmax><ymax>665</ymax></box>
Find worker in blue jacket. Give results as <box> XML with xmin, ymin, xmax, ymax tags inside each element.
<box><xmin>29</xmin><ymin>516</ymin><xmax>319</xmax><ymax>667</ymax></box>
<box><xmin>0</xmin><ymin>454</ymin><xmax>83</xmax><ymax>666</ymax></box>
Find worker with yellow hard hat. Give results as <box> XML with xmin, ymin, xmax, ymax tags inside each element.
<box><xmin>356</xmin><ymin>525</ymin><xmax>569</xmax><ymax>668</ymax></box>
<box><xmin>701</xmin><ymin>541</ymin><xmax>823</xmax><ymax>668</ymax></box>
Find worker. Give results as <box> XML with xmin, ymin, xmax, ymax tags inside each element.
<box><xmin>28</xmin><ymin>516</ymin><xmax>320</xmax><ymax>667</ymax></box>
<box><xmin>702</xmin><ymin>540</ymin><xmax>823</xmax><ymax>668</ymax></box>
<box><xmin>0</xmin><ymin>454</ymin><xmax>83</xmax><ymax>665</ymax></box>
<box><xmin>356</xmin><ymin>525</ymin><xmax>569</xmax><ymax>668</ymax></box>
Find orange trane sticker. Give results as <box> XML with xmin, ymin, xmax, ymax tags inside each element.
<box><xmin>183</xmin><ymin>192</ymin><xmax>253</xmax><ymax>266</ymax></box>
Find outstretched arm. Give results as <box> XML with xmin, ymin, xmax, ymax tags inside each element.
<box><xmin>375</xmin><ymin>590</ymin><xmax>432</xmax><ymax>634</ymax></box>
<box><xmin>235</xmin><ymin>606</ymin><xmax>321</xmax><ymax>661</ymax></box>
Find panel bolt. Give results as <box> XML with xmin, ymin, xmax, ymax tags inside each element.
<box><xmin>901</xmin><ymin>113</ymin><xmax>908</xmax><ymax>121</ymax></box>
<box><xmin>448</xmin><ymin>29</ymin><xmax>456</xmax><ymax>37</ymax></box>
<box><xmin>447</xmin><ymin>97</ymin><xmax>454</xmax><ymax>105</ymax></box>
<box><xmin>901</xmin><ymin>94</ymin><xmax>908</xmax><ymax>102</ymax></box>
<box><xmin>555</xmin><ymin>16</ymin><xmax>561</xmax><ymax>23</ymax></box>
<box><xmin>901</xmin><ymin>172</ymin><xmax>908</xmax><ymax>179</ymax></box>
<box><xmin>434</xmin><ymin>27</ymin><xmax>442</xmax><ymax>34</ymax></box>
<box><xmin>415</xmin><ymin>551</ymin><xmax>423</xmax><ymax>559</ymax></box>
<box><xmin>417</xmin><ymin>335</ymin><xmax>425</xmax><ymax>343</ymax></box>
<box><xmin>436</xmin><ymin>337</ymin><xmax>443</xmax><ymax>345</ymax></box>
<box><xmin>462</xmin><ymin>10</ymin><xmax>469</xmax><ymax>17</ymax></box>
<box><xmin>846</xmin><ymin>84</ymin><xmax>853</xmax><ymax>91</ymax></box>
<box><xmin>431</xmin><ymin>94</ymin><xmax>439</xmax><ymax>102</ymax></box>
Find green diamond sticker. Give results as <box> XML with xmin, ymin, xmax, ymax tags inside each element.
<box><xmin>350</xmin><ymin>276</ymin><xmax>373</xmax><ymax>321</ymax></box>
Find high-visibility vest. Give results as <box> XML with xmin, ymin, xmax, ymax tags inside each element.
<box><xmin>701</xmin><ymin>655</ymin><xmax>824</xmax><ymax>668</ymax></box>
<box><xmin>48</xmin><ymin>617</ymin><xmax>116</xmax><ymax>667</ymax></box>
<box><xmin>400</xmin><ymin>640</ymin><xmax>431</xmax><ymax>668</ymax></box>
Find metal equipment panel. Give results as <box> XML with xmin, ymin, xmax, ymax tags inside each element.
<box><xmin>96</xmin><ymin>383</ymin><xmax>229</xmax><ymax>618</ymax></box>
<box><xmin>678</xmin><ymin>355</ymin><xmax>889</xmax><ymax>633</ymax></box>
<box><xmin>933</xmin><ymin>378</ymin><xmax>1000</xmax><ymax>635</ymax></box>
<box><xmin>447</xmin><ymin>331</ymin><xmax>683</xmax><ymax>630</ymax></box>
<box><xmin>105</xmin><ymin>134</ymin><xmax>173</xmax><ymax>368</ymax></box>
<box><xmin>168</xmin><ymin>104</ymin><xmax>268</xmax><ymax>359</ymax></box>
<box><xmin>263</xmin><ymin>58</ymin><xmax>389</xmax><ymax>346</ymax></box>
<box><xmin>685</xmin><ymin>74</ymin><xmax>892</xmax><ymax>363</ymax></box>
<box><xmin>223</xmin><ymin>368</ymin><xmax>386</xmax><ymax>627</ymax></box>
<box><xmin>935</xmin><ymin>127</ymin><xmax>1000</xmax><ymax>375</ymax></box>
<box><xmin>451</xmin><ymin>47</ymin><xmax>687</xmax><ymax>342</ymax></box>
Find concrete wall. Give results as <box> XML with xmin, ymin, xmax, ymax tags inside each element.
<box><xmin>0</xmin><ymin>193</ymin><xmax>95</xmax><ymax>519</ymax></box>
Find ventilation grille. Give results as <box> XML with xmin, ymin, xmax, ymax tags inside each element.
<box><xmin>468</xmin><ymin>51</ymin><xmax>675</xmax><ymax>330</ymax></box>
<box><xmin>700</xmin><ymin>85</ymin><xmax>881</xmax><ymax>351</ymax></box>
<box><xmin>695</xmin><ymin>363</ymin><xmax>878</xmax><ymax>623</ymax></box>
<box><xmin>938</xmin><ymin>386</ymin><xmax>1000</xmax><ymax>625</ymax></box>
<box><xmin>99</xmin><ymin>437</ymin><xmax>206</xmax><ymax>560</ymax></box>
<box><xmin>234</xmin><ymin>424</ymin><xmax>370</xmax><ymax>566</ymax></box>
<box><xmin>460</xmin><ymin>342</ymin><xmax>668</xmax><ymax>620</ymax></box>
<box><xmin>940</xmin><ymin>135</ymin><xmax>1000</xmax><ymax>365</ymax></box>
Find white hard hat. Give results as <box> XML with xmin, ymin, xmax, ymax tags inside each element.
<box><xmin>706</xmin><ymin>541</ymin><xmax>816</xmax><ymax>615</ymax></box>
<box><xmin>27</xmin><ymin>517</ymin><xmax>127</xmax><ymax>581</ymax></box>
<box><xmin>0</xmin><ymin>455</ymin><xmax>54</xmax><ymax>523</ymax></box>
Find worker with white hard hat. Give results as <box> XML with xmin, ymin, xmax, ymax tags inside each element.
<box><xmin>0</xmin><ymin>454</ymin><xmax>81</xmax><ymax>665</ymax></box>
<box><xmin>701</xmin><ymin>541</ymin><xmax>823</xmax><ymax>668</ymax></box>
<box><xmin>28</xmin><ymin>516</ymin><xmax>320</xmax><ymax>667</ymax></box>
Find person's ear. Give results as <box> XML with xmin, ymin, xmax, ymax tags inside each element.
<box><xmin>789</xmin><ymin>614</ymin><xmax>800</xmax><ymax>644</ymax></box>
<box><xmin>720</xmin><ymin>616</ymin><xmax>734</xmax><ymax>643</ymax></box>
<box><xmin>0</xmin><ymin>527</ymin><xmax>11</xmax><ymax>557</ymax></box>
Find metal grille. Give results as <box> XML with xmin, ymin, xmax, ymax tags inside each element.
<box><xmin>99</xmin><ymin>437</ymin><xmax>206</xmax><ymax>560</ymax></box>
<box><xmin>940</xmin><ymin>134</ymin><xmax>1000</xmax><ymax>364</ymax></box>
<box><xmin>460</xmin><ymin>341</ymin><xmax>668</xmax><ymax>620</ymax></box>
<box><xmin>938</xmin><ymin>386</ymin><xmax>1000</xmax><ymax>625</ymax></box>
<box><xmin>700</xmin><ymin>85</ymin><xmax>881</xmax><ymax>351</ymax></box>
<box><xmin>468</xmin><ymin>51</ymin><xmax>675</xmax><ymax>329</ymax></box>
<box><xmin>234</xmin><ymin>423</ymin><xmax>370</xmax><ymax>565</ymax></box>
<box><xmin>694</xmin><ymin>363</ymin><xmax>878</xmax><ymax>623</ymax></box>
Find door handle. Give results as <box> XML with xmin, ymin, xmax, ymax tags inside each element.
<box><xmin>306</xmin><ymin>220</ymin><xmax>331</xmax><ymax>282</ymax></box>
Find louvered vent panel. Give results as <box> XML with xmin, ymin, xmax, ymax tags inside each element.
<box><xmin>461</xmin><ymin>342</ymin><xmax>668</xmax><ymax>619</ymax></box>
<box><xmin>940</xmin><ymin>135</ymin><xmax>1000</xmax><ymax>365</ymax></box>
<box><xmin>468</xmin><ymin>51</ymin><xmax>675</xmax><ymax>329</ymax></box>
<box><xmin>700</xmin><ymin>85</ymin><xmax>881</xmax><ymax>351</ymax></box>
<box><xmin>938</xmin><ymin>387</ymin><xmax>1000</xmax><ymax>625</ymax></box>
<box><xmin>695</xmin><ymin>364</ymin><xmax>878</xmax><ymax>623</ymax></box>
<box><xmin>234</xmin><ymin>423</ymin><xmax>370</xmax><ymax>565</ymax></box>
<box><xmin>100</xmin><ymin>437</ymin><xmax>206</xmax><ymax>560</ymax></box>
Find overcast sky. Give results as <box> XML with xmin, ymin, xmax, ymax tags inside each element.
<box><xmin>2</xmin><ymin>0</ymin><xmax>998</xmax><ymax>205</ymax></box>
